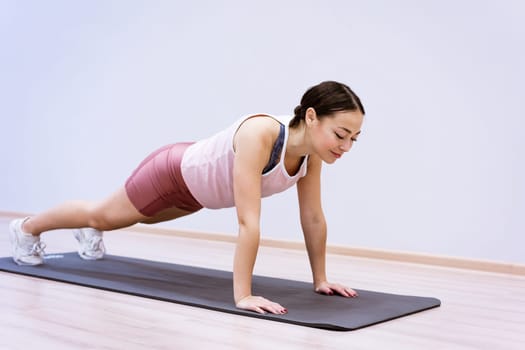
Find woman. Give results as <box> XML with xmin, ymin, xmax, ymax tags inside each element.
<box><xmin>9</xmin><ymin>80</ymin><xmax>365</xmax><ymax>315</ymax></box>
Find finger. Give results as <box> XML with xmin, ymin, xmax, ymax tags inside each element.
<box><xmin>263</xmin><ymin>305</ymin><xmax>281</xmax><ymax>315</ymax></box>
<box><xmin>324</xmin><ymin>289</ymin><xmax>334</xmax><ymax>295</ymax></box>
<box><xmin>265</xmin><ymin>300</ymin><xmax>287</xmax><ymax>315</ymax></box>
<box><xmin>262</xmin><ymin>302</ymin><xmax>287</xmax><ymax>315</ymax></box>
<box><xmin>334</xmin><ymin>285</ymin><xmax>351</xmax><ymax>297</ymax></box>
<box><xmin>337</xmin><ymin>286</ymin><xmax>358</xmax><ymax>297</ymax></box>
<box><xmin>273</xmin><ymin>302</ymin><xmax>288</xmax><ymax>314</ymax></box>
<box><xmin>316</xmin><ymin>286</ymin><xmax>334</xmax><ymax>295</ymax></box>
<box><xmin>252</xmin><ymin>306</ymin><xmax>267</xmax><ymax>314</ymax></box>
<box><xmin>330</xmin><ymin>284</ymin><xmax>358</xmax><ymax>298</ymax></box>
<box><xmin>242</xmin><ymin>301</ymin><xmax>267</xmax><ymax>314</ymax></box>
<box><xmin>347</xmin><ymin>288</ymin><xmax>358</xmax><ymax>297</ymax></box>
<box><xmin>338</xmin><ymin>287</ymin><xmax>358</xmax><ymax>297</ymax></box>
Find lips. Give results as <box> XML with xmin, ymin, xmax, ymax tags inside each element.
<box><xmin>331</xmin><ymin>151</ymin><xmax>342</xmax><ymax>159</ymax></box>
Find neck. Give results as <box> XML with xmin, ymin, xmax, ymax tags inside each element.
<box><xmin>286</xmin><ymin>124</ymin><xmax>311</xmax><ymax>158</ymax></box>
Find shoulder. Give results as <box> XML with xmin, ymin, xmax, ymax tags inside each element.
<box><xmin>234</xmin><ymin>115</ymin><xmax>281</xmax><ymax>149</ymax></box>
<box><xmin>237</xmin><ymin>115</ymin><xmax>281</xmax><ymax>134</ymax></box>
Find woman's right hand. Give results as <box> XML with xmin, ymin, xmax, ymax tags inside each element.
<box><xmin>236</xmin><ymin>295</ymin><xmax>288</xmax><ymax>315</ymax></box>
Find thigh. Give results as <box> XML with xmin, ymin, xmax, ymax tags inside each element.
<box><xmin>139</xmin><ymin>206</ymin><xmax>195</xmax><ymax>224</ymax></box>
<box><xmin>92</xmin><ymin>187</ymin><xmax>150</xmax><ymax>230</ymax></box>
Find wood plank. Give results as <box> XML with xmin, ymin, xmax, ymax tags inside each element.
<box><xmin>1</xmin><ymin>216</ymin><xmax>524</xmax><ymax>349</ymax></box>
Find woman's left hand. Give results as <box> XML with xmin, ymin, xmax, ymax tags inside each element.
<box><xmin>315</xmin><ymin>281</ymin><xmax>358</xmax><ymax>297</ymax></box>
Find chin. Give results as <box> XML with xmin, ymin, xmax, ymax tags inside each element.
<box><xmin>322</xmin><ymin>156</ymin><xmax>337</xmax><ymax>164</ymax></box>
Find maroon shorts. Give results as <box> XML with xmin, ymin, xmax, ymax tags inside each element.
<box><xmin>125</xmin><ymin>143</ymin><xmax>203</xmax><ymax>217</ymax></box>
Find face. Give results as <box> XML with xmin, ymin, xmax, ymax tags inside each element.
<box><xmin>306</xmin><ymin>108</ymin><xmax>364</xmax><ymax>164</ymax></box>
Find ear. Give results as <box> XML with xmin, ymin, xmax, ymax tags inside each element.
<box><xmin>305</xmin><ymin>107</ymin><xmax>317</xmax><ymax>126</ymax></box>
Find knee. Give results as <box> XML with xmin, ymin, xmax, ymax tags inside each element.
<box><xmin>87</xmin><ymin>210</ymin><xmax>116</xmax><ymax>231</ymax></box>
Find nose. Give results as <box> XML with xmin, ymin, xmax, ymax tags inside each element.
<box><xmin>340</xmin><ymin>139</ymin><xmax>353</xmax><ymax>152</ymax></box>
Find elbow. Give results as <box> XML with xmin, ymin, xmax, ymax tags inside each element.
<box><xmin>237</xmin><ymin>221</ymin><xmax>260</xmax><ymax>240</ymax></box>
<box><xmin>301</xmin><ymin>210</ymin><xmax>326</xmax><ymax>227</ymax></box>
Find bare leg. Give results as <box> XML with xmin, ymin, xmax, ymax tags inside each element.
<box><xmin>140</xmin><ymin>207</ymin><xmax>195</xmax><ymax>224</ymax></box>
<box><xmin>22</xmin><ymin>187</ymin><xmax>148</xmax><ymax>235</ymax></box>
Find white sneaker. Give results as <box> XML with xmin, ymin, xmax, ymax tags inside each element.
<box><xmin>9</xmin><ymin>217</ymin><xmax>46</xmax><ymax>266</ymax></box>
<box><xmin>73</xmin><ymin>228</ymin><xmax>106</xmax><ymax>260</ymax></box>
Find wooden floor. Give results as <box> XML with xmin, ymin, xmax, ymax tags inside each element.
<box><xmin>1</xmin><ymin>216</ymin><xmax>524</xmax><ymax>350</ymax></box>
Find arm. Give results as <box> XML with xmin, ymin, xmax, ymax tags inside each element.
<box><xmin>296</xmin><ymin>155</ymin><xmax>358</xmax><ymax>297</ymax></box>
<box><xmin>232</xmin><ymin>117</ymin><xmax>288</xmax><ymax>314</ymax></box>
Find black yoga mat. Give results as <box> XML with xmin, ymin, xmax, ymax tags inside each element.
<box><xmin>0</xmin><ymin>253</ymin><xmax>440</xmax><ymax>330</ymax></box>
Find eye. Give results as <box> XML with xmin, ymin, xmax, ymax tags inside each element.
<box><xmin>351</xmin><ymin>137</ymin><xmax>358</xmax><ymax>142</ymax></box>
<box><xmin>335</xmin><ymin>132</ymin><xmax>344</xmax><ymax>140</ymax></box>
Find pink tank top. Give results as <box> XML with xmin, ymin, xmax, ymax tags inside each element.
<box><xmin>180</xmin><ymin>114</ymin><xmax>309</xmax><ymax>209</ymax></box>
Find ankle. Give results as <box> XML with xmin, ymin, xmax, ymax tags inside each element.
<box><xmin>21</xmin><ymin>217</ymin><xmax>38</xmax><ymax>236</ymax></box>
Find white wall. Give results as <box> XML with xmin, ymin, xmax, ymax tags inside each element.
<box><xmin>1</xmin><ymin>0</ymin><xmax>523</xmax><ymax>264</ymax></box>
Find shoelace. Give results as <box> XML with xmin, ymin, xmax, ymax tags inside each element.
<box><xmin>87</xmin><ymin>236</ymin><xmax>103</xmax><ymax>251</ymax></box>
<box><xmin>29</xmin><ymin>241</ymin><xmax>46</xmax><ymax>256</ymax></box>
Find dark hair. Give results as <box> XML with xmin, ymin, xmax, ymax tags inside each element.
<box><xmin>290</xmin><ymin>81</ymin><xmax>365</xmax><ymax>128</ymax></box>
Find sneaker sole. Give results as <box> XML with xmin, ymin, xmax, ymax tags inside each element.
<box><xmin>9</xmin><ymin>220</ymin><xmax>43</xmax><ymax>266</ymax></box>
<box><xmin>73</xmin><ymin>229</ymin><xmax>105</xmax><ymax>260</ymax></box>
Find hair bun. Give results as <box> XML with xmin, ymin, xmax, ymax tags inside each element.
<box><xmin>293</xmin><ymin>104</ymin><xmax>302</xmax><ymax>117</ymax></box>
<box><xmin>290</xmin><ymin>81</ymin><xmax>364</xmax><ymax>128</ymax></box>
